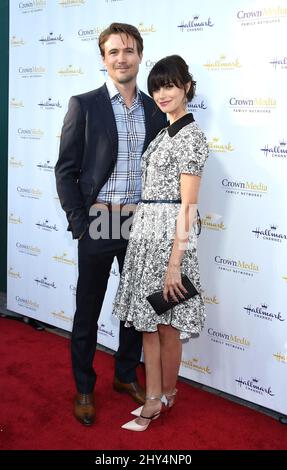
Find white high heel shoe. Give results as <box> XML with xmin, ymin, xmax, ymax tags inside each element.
<box><xmin>122</xmin><ymin>395</ymin><xmax>162</xmax><ymax>432</ymax></box>
<box><xmin>130</xmin><ymin>389</ymin><xmax>178</xmax><ymax>417</ymax></box>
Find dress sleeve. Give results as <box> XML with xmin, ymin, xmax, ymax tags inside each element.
<box><xmin>177</xmin><ymin>127</ymin><xmax>209</xmax><ymax>177</ymax></box>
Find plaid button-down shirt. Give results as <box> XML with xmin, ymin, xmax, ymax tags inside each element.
<box><xmin>97</xmin><ymin>78</ymin><xmax>146</xmax><ymax>204</ymax></box>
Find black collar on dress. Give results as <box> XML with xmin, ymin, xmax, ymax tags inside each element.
<box><xmin>167</xmin><ymin>113</ymin><xmax>194</xmax><ymax>137</ymax></box>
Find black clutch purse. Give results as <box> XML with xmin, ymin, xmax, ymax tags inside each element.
<box><xmin>146</xmin><ymin>274</ymin><xmax>199</xmax><ymax>315</ymax></box>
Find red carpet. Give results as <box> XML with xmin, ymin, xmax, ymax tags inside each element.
<box><xmin>0</xmin><ymin>317</ymin><xmax>286</xmax><ymax>450</ymax></box>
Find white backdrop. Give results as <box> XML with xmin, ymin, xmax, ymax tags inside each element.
<box><xmin>8</xmin><ymin>0</ymin><xmax>287</xmax><ymax>414</ymax></box>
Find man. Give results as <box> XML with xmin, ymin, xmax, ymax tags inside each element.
<box><xmin>55</xmin><ymin>23</ymin><xmax>167</xmax><ymax>426</ymax></box>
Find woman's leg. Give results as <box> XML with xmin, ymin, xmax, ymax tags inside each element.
<box><xmin>136</xmin><ymin>330</ymin><xmax>162</xmax><ymax>424</ymax></box>
<box><xmin>158</xmin><ymin>324</ymin><xmax>182</xmax><ymax>405</ymax></box>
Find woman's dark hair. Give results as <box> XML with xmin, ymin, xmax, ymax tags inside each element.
<box><xmin>147</xmin><ymin>55</ymin><xmax>196</xmax><ymax>102</ymax></box>
<box><xmin>99</xmin><ymin>22</ymin><xmax>143</xmax><ymax>57</ymax></box>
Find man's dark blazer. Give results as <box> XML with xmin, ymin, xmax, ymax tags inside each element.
<box><xmin>55</xmin><ymin>84</ymin><xmax>167</xmax><ymax>239</ymax></box>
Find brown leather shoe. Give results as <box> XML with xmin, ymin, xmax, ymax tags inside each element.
<box><xmin>73</xmin><ymin>392</ymin><xmax>95</xmax><ymax>426</ymax></box>
<box><xmin>113</xmin><ymin>377</ymin><xmax>145</xmax><ymax>405</ymax></box>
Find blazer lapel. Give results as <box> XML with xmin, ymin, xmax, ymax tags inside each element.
<box><xmin>141</xmin><ymin>93</ymin><xmax>154</xmax><ymax>153</ymax></box>
<box><xmin>97</xmin><ymin>84</ymin><xmax>118</xmax><ymax>163</ymax></box>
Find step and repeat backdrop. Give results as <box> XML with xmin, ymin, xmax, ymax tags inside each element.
<box><xmin>8</xmin><ymin>0</ymin><xmax>287</xmax><ymax>414</ymax></box>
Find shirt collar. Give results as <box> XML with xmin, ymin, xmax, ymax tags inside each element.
<box><xmin>106</xmin><ymin>77</ymin><xmax>141</xmax><ymax>105</ymax></box>
<box><xmin>167</xmin><ymin>113</ymin><xmax>195</xmax><ymax>137</ymax></box>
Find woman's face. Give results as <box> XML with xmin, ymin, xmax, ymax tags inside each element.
<box><xmin>152</xmin><ymin>83</ymin><xmax>186</xmax><ymax>116</ymax></box>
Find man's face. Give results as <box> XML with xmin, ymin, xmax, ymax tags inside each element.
<box><xmin>102</xmin><ymin>33</ymin><xmax>142</xmax><ymax>86</ymax></box>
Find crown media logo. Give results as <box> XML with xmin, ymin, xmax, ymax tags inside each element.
<box><xmin>181</xmin><ymin>357</ymin><xmax>211</xmax><ymax>375</ymax></box>
<box><xmin>201</xmin><ymin>213</ymin><xmax>226</xmax><ymax>231</ymax></box>
<box><xmin>252</xmin><ymin>224</ymin><xmax>287</xmax><ymax>243</ymax></box>
<box><xmin>10</xmin><ymin>36</ymin><xmax>25</xmax><ymax>47</ymax></box>
<box><xmin>237</xmin><ymin>6</ymin><xmax>287</xmax><ymax>26</ymax></box>
<box><xmin>34</xmin><ymin>276</ymin><xmax>56</xmax><ymax>289</ymax></box>
<box><xmin>78</xmin><ymin>26</ymin><xmax>105</xmax><ymax>42</ymax></box>
<box><xmin>17</xmin><ymin>128</ymin><xmax>44</xmax><ymax>140</ymax></box>
<box><xmin>38</xmin><ymin>98</ymin><xmax>62</xmax><ymax>110</ymax></box>
<box><xmin>16</xmin><ymin>296</ymin><xmax>39</xmax><ymax>312</ymax></box>
<box><xmin>9</xmin><ymin>157</ymin><xmax>24</xmax><ymax>168</ymax></box>
<box><xmin>98</xmin><ymin>323</ymin><xmax>116</xmax><ymax>338</ymax></box>
<box><xmin>52</xmin><ymin>252</ymin><xmax>76</xmax><ymax>266</ymax></box>
<box><xmin>260</xmin><ymin>139</ymin><xmax>287</xmax><ymax>159</ymax></box>
<box><xmin>215</xmin><ymin>255</ymin><xmax>259</xmax><ymax>277</ymax></box>
<box><xmin>8</xmin><ymin>267</ymin><xmax>22</xmax><ymax>279</ymax></box>
<box><xmin>17</xmin><ymin>186</ymin><xmax>42</xmax><ymax>199</ymax></box>
<box><xmin>10</xmin><ymin>98</ymin><xmax>24</xmax><ymax>108</ymax></box>
<box><xmin>244</xmin><ymin>303</ymin><xmax>285</xmax><ymax>322</ymax></box>
<box><xmin>221</xmin><ymin>178</ymin><xmax>268</xmax><ymax>198</ymax></box>
<box><xmin>36</xmin><ymin>160</ymin><xmax>54</xmax><ymax>172</ymax></box>
<box><xmin>59</xmin><ymin>0</ymin><xmax>85</xmax><ymax>7</ymax></box>
<box><xmin>269</xmin><ymin>56</ymin><xmax>287</xmax><ymax>70</ymax></box>
<box><xmin>18</xmin><ymin>66</ymin><xmax>46</xmax><ymax>78</ymax></box>
<box><xmin>16</xmin><ymin>242</ymin><xmax>41</xmax><ymax>257</ymax></box>
<box><xmin>39</xmin><ymin>33</ymin><xmax>64</xmax><ymax>45</ymax></box>
<box><xmin>58</xmin><ymin>65</ymin><xmax>84</xmax><ymax>76</ymax></box>
<box><xmin>36</xmin><ymin>219</ymin><xmax>59</xmax><ymax>232</ymax></box>
<box><xmin>177</xmin><ymin>14</ymin><xmax>214</xmax><ymax>32</ymax></box>
<box><xmin>19</xmin><ymin>1</ymin><xmax>46</xmax><ymax>14</ymax></box>
<box><xmin>273</xmin><ymin>352</ymin><xmax>287</xmax><ymax>364</ymax></box>
<box><xmin>204</xmin><ymin>54</ymin><xmax>242</xmax><ymax>71</ymax></box>
<box><xmin>208</xmin><ymin>137</ymin><xmax>234</xmax><ymax>153</ymax></box>
<box><xmin>235</xmin><ymin>376</ymin><xmax>274</xmax><ymax>397</ymax></box>
<box><xmin>208</xmin><ymin>327</ymin><xmax>250</xmax><ymax>351</ymax></box>
<box><xmin>51</xmin><ymin>310</ymin><xmax>72</xmax><ymax>323</ymax></box>
<box><xmin>229</xmin><ymin>97</ymin><xmax>276</xmax><ymax>114</ymax></box>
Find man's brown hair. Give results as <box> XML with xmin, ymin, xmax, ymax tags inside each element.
<box><xmin>98</xmin><ymin>22</ymin><xmax>143</xmax><ymax>57</ymax></box>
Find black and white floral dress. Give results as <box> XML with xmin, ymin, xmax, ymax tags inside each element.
<box><xmin>113</xmin><ymin>113</ymin><xmax>209</xmax><ymax>339</ymax></box>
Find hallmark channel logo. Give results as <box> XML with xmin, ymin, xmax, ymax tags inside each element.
<box><xmin>221</xmin><ymin>178</ymin><xmax>268</xmax><ymax>198</ymax></box>
<box><xmin>17</xmin><ymin>186</ymin><xmax>42</xmax><ymax>199</ymax></box>
<box><xmin>273</xmin><ymin>352</ymin><xmax>287</xmax><ymax>364</ymax></box>
<box><xmin>98</xmin><ymin>323</ymin><xmax>115</xmax><ymax>338</ymax></box>
<box><xmin>19</xmin><ymin>1</ymin><xmax>46</xmax><ymax>14</ymax></box>
<box><xmin>252</xmin><ymin>225</ymin><xmax>287</xmax><ymax>243</ymax></box>
<box><xmin>36</xmin><ymin>160</ymin><xmax>54</xmax><ymax>172</ymax></box>
<box><xmin>203</xmin><ymin>292</ymin><xmax>219</xmax><ymax>305</ymax></box>
<box><xmin>10</xmin><ymin>36</ymin><xmax>25</xmax><ymax>47</ymax></box>
<box><xmin>269</xmin><ymin>56</ymin><xmax>287</xmax><ymax>70</ymax></box>
<box><xmin>177</xmin><ymin>14</ymin><xmax>214</xmax><ymax>32</ymax></box>
<box><xmin>244</xmin><ymin>303</ymin><xmax>285</xmax><ymax>322</ymax></box>
<box><xmin>201</xmin><ymin>213</ymin><xmax>226</xmax><ymax>231</ymax></box>
<box><xmin>9</xmin><ymin>157</ymin><xmax>24</xmax><ymax>168</ymax></box>
<box><xmin>58</xmin><ymin>65</ymin><xmax>84</xmax><ymax>76</ymax></box>
<box><xmin>52</xmin><ymin>252</ymin><xmax>76</xmax><ymax>266</ymax></box>
<box><xmin>237</xmin><ymin>6</ymin><xmax>287</xmax><ymax>26</ymax></box>
<box><xmin>137</xmin><ymin>22</ymin><xmax>156</xmax><ymax>34</ymax></box>
<box><xmin>181</xmin><ymin>357</ymin><xmax>211</xmax><ymax>375</ymax></box>
<box><xmin>8</xmin><ymin>267</ymin><xmax>22</xmax><ymax>279</ymax></box>
<box><xmin>208</xmin><ymin>137</ymin><xmax>234</xmax><ymax>153</ymax></box>
<box><xmin>39</xmin><ymin>32</ymin><xmax>64</xmax><ymax>45</ymax></box>
<box><xmin>70</xmin><ymin>284</ymin><xmax>76</xmax><ymax>296</ymax></box>
<box><xmin>208</xmin><ymin>328</ymin><xmax>250</xmax><ymax>351</ymax></box>
<box><xmin>187</xmin><ymin>99</ymin><xmax>207</xmax><ymax>113</ymax></box>
<box><xmin>18</xmin><ymin>66</ymin><xmax>46</xmax><ymax>78</ymax></box>
<box><xmin>203</xmin><ymin>54</ymin><xmax>241</xmax><ymax>71</ymax></box>
<box><xmin>10</xmin><ymin>98</ymin><xmax>24</xmax><ymax>108</ymax></box>
<box><xmin>16</xmin><ymin>242</ymin><xmax>41</xmax><ymax>257</ymax></box>
<box><xmin>36</xmin><ymin>219</ymin><xmax>59</xmax><ymax>232</ymax></box>
<box><xmin>59</xmin><ymin>0</ymin><xmax>85</xmax><ymax>7</ymax></box>
<box><xmin>38</xmin><ymin>98</ymin><xmax>62</xmax><ymax>110</ymax></box>
<box><xmin>235</xmin><ymin>376</ymin><xmax>274</xmax><ymax>397</ymax></box>
<box><xmin>214</xmin><ymin>255</ymin><xmax>259</xmax><ymax>277</ymax></box>
<box><xmin>260</xmin><ymin>139</ymin><xmax>287</xmax><ymax>159</ymax></box>
<box><xmin>78</xmin><ymin>26</ymin><xmax>104</xmax><ymax>41</ymax></box>
<box><xmin>51</xmin><ymin>310</ymin><xmax>72</xmax><ymax>322</ymax></box>
<box><xmin>34</xmin><ymin>276</ymin><xmax>56</xmax><ymax>289</ymax></box>
<box><xmin>16</xmin><ymin>296</ymin><xmax>39</xmax><ymax>312</ymax></box>
<box><xmin>9</xmin><ymin>213</ymin><xmax>22</xmax><ymax>225</ymax></box>
<box><xmin>17</xmin><ymin>128</ymin><xmax>44</xmax><ymax>140</ymax></box>
<box><xmin>229</xmin><ymin>96</ymin><xmax>276</xmax><ymax>114</ymax></box>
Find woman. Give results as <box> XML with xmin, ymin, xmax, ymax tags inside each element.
<box><xmin>113</xmin><ymin>55</ymin><xmax>209</xmax><ymax>431</ymax></box>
